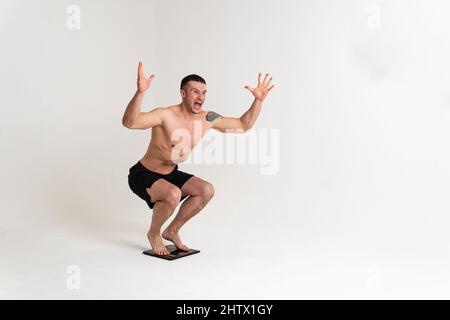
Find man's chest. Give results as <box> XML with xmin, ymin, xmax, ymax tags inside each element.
<box><xmin>164</xmin><ymin>118</ymin><xmax>210</xmax><ymax>148</ymax></box>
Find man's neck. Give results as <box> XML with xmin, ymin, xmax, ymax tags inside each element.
<box><xmin>179</xmin><ymin>102</ymin><xmax>202</xmax><ymax>121</ymax></box>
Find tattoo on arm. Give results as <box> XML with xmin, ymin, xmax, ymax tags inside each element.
<box><xmin>206</xmin><ymin>111</ymin><xmax>222</xmax><ymax>122</ymax></box>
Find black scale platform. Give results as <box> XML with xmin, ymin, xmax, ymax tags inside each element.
<box><xmin>143</xmin><ymin>245</ymin><xmax>200</xmax><ymax>261</ymax></box>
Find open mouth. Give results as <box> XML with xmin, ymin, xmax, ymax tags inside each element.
<box><xmin>194</xmin><ymin>102</ymin><xmax>202</xmax><ymax>108</ymax></box>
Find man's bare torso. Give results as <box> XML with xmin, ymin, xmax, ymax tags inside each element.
<box><xmin>139</xmin><ymin>104</ymin><xmax>213</xmax><ymax>174</ymax></box>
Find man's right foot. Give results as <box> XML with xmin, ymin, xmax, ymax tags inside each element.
<box><xmin>147</xmin><ymin>231</ymin><xmax>170</xmax><ymax>256</ymax></box>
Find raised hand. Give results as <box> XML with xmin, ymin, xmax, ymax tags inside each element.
<box><xmin>137</xmin><ymin>62</ymin><xmax>156</xmax><ymax>93</ymax></box>
<box><xmin>244</xmin><ymin>73</ymin><xmax>275</xmax><ymax>102</ymax></box>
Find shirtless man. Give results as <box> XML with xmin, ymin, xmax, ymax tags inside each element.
<box><xmin>123</xmin><ymin>62</ymin><xmax>274</xmax><ymax>256</ymax></box>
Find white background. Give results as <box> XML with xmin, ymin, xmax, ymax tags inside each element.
<box><xmin>1</xmin><ymin>0</ymin><xmax>449</xmax><ymax>299</ymax></box>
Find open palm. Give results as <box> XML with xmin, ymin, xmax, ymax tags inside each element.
<box><xmin>137</xmin><ymin>62</ymin><xmax>155</xmax><ymax>93</ymax></box>
<box><xmin>245</xmin><ymin>73</ymin><xmax>275</xmax><ymax>101</ymax></box>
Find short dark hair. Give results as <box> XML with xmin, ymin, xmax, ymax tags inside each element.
<box><xmin>180</xmin><ymin>74</ymin><xmax>206</xmax><ymax>90</ymax></box>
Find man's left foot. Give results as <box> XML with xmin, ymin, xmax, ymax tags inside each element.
<box><xmin>162</xmin><ymin>228</ymin><xmax>190</xmax><ymax>252</ymax></box>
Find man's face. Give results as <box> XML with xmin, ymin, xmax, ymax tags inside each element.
<box><xmin>181</xmin><ymin>81</ymin><xmax>207</xmax><ymax>114</ymax></box>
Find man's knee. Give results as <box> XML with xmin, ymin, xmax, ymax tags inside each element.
<box><xmin>164</xmin><ymin>187</ymin><xmax>182</xmax><ymax>207</ymax></box>
<box><xmin>201</xmin><ymin>182</ymin><xmax>215</xmax><ymax>202</ymax></box>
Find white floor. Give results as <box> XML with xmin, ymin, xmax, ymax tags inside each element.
<box><xmin>2</xmin><ymin>188</ymin><xmax>449</xmax><ymax>299</ymax></box>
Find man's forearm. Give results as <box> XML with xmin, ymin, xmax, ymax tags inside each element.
<box><xmin>240</xmin><ymin>98</ymin><xmax>263</xmax><ymax>131</ymax></box>
<box><xmin>122</xmin><ymin>90</ymin><xmax>145</xmax><ymax>126</ymax></box>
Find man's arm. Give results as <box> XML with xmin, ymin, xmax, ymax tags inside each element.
<box><xmin>210</xmin><ymin>73</ymin><xmax>274</xmax><ymax>133</ymax></box>
<box><xmin>123</xmin><ymin>105</ymin><xmax>164</xmax><ymax>130</ymax></box>
<box><xmin>208</xmin><ymin>100</ymin><xmax>261</xmax><ymax>133</ymax></box>
<box><xmin>208</xmin><ymin>113</ymin><xmax>244</xmax><ymax>133</ymax></box>
<box><xmin>122</xmin><ymin>62</ymin><xmax>162</xmax><ymax>130</ymax></box>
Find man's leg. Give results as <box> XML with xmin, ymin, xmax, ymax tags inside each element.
<box><xmin>146</xmin><ymin>179</ymin><xmax>181</xmax><ymax>256</ymax></box>
<box><xmin>162</xmin><ymin>177</ymin><xmax>214</xmax><ymax>251</ymax></box>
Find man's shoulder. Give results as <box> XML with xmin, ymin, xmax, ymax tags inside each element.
<box><xmin>154</xmin><ymin>104</ymin><xmax>177</xmax><ymax>111</ymax></box>
<box><xmin>205</xmin><ymin>110</ymin><xmax>222</xmax><ymax>122</ymax></box>
<box><xmin>165</xmin><ymin>104</ymin><xmax>181</xmax><ymax>113</ymax></box>
<box><xmin>150</xmin><ymin>105</ymin><xmax>179</xmax><ymax>117</ymax></box>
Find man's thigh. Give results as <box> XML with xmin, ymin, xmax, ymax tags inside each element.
<box><xmin>180</xmin><ymin>176</ymin><xmax>213</xmax><ymax>197</ymax></box>
<box><xmin>146</xmin><ymin>178</ymin><xmax>180</xmax><ymax>202</ymax></box>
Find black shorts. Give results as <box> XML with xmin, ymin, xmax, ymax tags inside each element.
<box><xmin>128</xmin><ymin>161</ymin><xmax>194</xmax><ymax>210</ymax></box>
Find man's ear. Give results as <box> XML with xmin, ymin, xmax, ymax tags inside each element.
<box><xmin>180</xmin><ymin>89</ymin><xmax>186</xmax><ymax>98</ymax></box>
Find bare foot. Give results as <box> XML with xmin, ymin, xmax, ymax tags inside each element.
<box><xmin>147</xmin><ymin>231</ymin><xmax>170</xmax><ymax>256</ymax></box>
<box><xmin>162</xmin><ymin>228</ymin><xmax>190</xmax><ymax>252</ymax></box>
